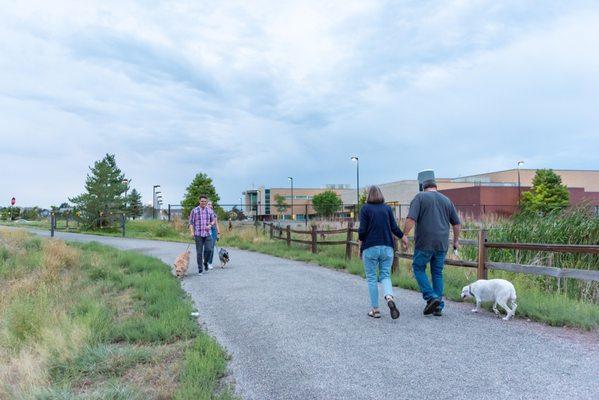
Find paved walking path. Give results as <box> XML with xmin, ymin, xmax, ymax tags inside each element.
<box><xmin>20</xmin><ymin>229</ymin><xmax>599</xmax><ymax>400</ymax></box>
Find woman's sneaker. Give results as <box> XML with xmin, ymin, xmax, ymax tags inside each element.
<box><xmin>386</xmin><ymin>297</ymin><xmax>400</xmax><ymax>319</ymax></box>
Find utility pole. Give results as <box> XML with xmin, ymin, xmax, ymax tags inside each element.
<box><xmin>288</xmin><ymin>177</ymin><xmax>294</xmax><ymax>220</ymax></box>
<box><xmin>351</xmin><ymin>156</ymin><xmax>359</xmax><ymax>219</ymax></box>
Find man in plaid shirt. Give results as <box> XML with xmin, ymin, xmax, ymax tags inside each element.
<box><xmin>188</xmin><ymin>195</ymin><xmax>216</xmax><ymax>274</ymax></box>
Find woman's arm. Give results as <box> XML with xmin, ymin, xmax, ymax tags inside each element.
<box><xmin>357</xmin><ymin>206</ymin><xmax>368</xmax><ymax>241</ymax></box>
<box><xmin>388</xmin><ymin>207</ymin><xmax>404</xmax><ymax>238</ymax></box>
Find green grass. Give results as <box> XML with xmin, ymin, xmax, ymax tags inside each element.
<box><xmin>0</xmin><ymin>229</ymin><xmax>235</xmax><ymax>399</ymax></box>
<box><xmin>5</xmin><ymin>214</ymin><xmax>597</xmax><ymax>329</ymax></box>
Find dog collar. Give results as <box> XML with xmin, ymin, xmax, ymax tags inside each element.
<box><xmin>468</xmin><ymin>285</ymin><xmax>474</xmax><ymax>297</ymax></box>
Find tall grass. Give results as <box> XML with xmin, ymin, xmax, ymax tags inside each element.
<box><xmin>0</xmin><ymin>229</ymin><xmax>234</xmax><ymax>399</ymax></box>
<box><xmin>457</xmin><ymin>207</ymin><xmax>599</xmax><ymax>303</ymax></box>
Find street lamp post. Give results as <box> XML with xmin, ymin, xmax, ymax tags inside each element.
<box><xmin>256</xmin><ymin>189</ymin><xmax>261</xmax><ymax>220</ymax></box>
<box><xmin>288</xmin><ymin>177</ymin><xmax>293</xmax><ymax>220</ymax></box>
<box><xmin>123</xmin><ymin>179</ymin><xmax>131</xmax><ymax>217</ymax></box>
<box><xmin>517</xmin><ymin>161</ymin><xmax>524</xmax><ymax>208</ymax></box>
<box><xmin>152</xmin><ymin>185</ymin><xmax>160</xmax><ymax>220</ymax></box>
<box><xmin>351</xmin><ymin>156</ymin><xmax>359</xmax><ymax>219</ymax></box>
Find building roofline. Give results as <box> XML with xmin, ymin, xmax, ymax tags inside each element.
<box><xmin>453</xmin><ymin>168</ymin><xmax>599</xmax><ymax>180</ymax></box>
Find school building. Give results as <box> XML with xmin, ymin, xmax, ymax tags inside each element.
<box><xmin>244</xmin><ymin>169</ymin><xmax>599</xmax><ymax>220</ymax></box>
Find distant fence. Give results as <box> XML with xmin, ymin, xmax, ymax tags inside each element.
<box><xmin>167</xmin><ymin>202</ymin><xmax>539</xmax><ymax>223</ymax></box>
<box><xmin>49</xmin><ymin>212</ymin><xmax>126</xmax><ymax>238</ymax></box>
<box><xmin>262</xmin><ymin>222</ymin><xmax>599</xmax><ymax>284</ymax></box>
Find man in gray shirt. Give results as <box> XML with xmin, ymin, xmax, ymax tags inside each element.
<box><xmin>401</xmin><ymin>179</ymin><xmax>461</xmax><ymax>316</ymax></box>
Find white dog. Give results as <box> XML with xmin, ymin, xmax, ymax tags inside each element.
<box><xmin>461</xmin><ymin>279</ymin><xmax>517</xmax><ymax>320</ymax></box>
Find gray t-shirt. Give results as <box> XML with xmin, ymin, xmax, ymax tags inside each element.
<box><xmin>407</xmin><ymin>191</ymin><xmax>460</xmax><ymax>251</ymax></box>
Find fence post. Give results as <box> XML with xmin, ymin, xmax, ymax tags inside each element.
<box><xmin>477</xmin><ymin>229</ymin><xmax>488</xmax><ymax>279</ymax></box>
<box><xmin>305</xmin><ymin>204</ymin><xmax>308</xmax><ymax>227</ymax></box>
<box><xmin>345</xmin><ymin>221</ymin><xmax>354</xmax><ymax>260</ymax></box>
<box><xmin>50</xmin><ymin>213</ymin><xmax>55</xmax><ymax>237</ymax></box>
<box><xmin>311</xmin><ymin>225</ymin><xmax>317</xmax><ymax>253</ymax></box>
<box><xmin>392</xmin><ymin>237</ymin><xmax>399</xmax><ymax>273</ymax></box>
<box><xmin>286</xmin><ymin>225</ymin><xmax>291</xmax><ymax>247</ymax></box>
<box><xmin>121</xmin><ymin>213</ymin><xmax>126</xmax><ymax>237</ymax></box>
<box><xmin>168</xmin><ymin>204</ymin><xmax>171</xmax><ymax>222</ymax></box>
<box><xmin>269</xmin><ymin>223</ymin><xmax>274</xmax><ymax>239</ymax></box>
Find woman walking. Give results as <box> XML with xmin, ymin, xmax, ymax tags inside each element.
<box><xmin>358</xmin><ymin>186</ymin><xmax>404</xmax><ymax>319</ymax></box>
<box><xmin>206</xmin><ymin>201</ymin><xmax>221</xmax><ymax>269</ymax></box>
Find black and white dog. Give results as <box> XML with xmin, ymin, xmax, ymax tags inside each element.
<box><xmin>218</xmin><ymin>248</ymin><xmax>230</xmax><ymax>268</ymax></box>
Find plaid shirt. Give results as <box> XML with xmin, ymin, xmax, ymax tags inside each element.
<box><xmin>189</xmin><ymin>206</ymin><xmax>215</xmax><ymax>237</ymax></box>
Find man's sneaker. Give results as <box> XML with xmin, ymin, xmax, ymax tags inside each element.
<box><xmin>423</xmin><ymin>298</ymin><xmax>441</xmax><ymax>315</ymax></box>
<box><xmin>207</xmin><ymin>264</ymin><xmax>214</xmax><ymax>270</ymax></box>
<box><xmin>433</xmin><ymin>307</ymin><xmax>443</xmax><ymax>317</ymax></box>
<box><xmin>203</xmin><ymin>263</ymin><xmax>209</xmax><ymax>272</ymax></box>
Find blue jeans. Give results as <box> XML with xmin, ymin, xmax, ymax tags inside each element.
<box><xmin>362</xmin><ymin>245</ymin><xmax>394</xmax><ymax>308</ymax></box>
<box><xmin>194</xmin><ymin>235</ymin><xmax>213</xmax><ymax>272</ymax></box>
<box><xmin>412</xmin><ymin>249</ymin><xmax>446</xmax><ymax>310</ymax></box>
<box><xmin>208</xmin><ymin>227</ymin><xmax>218</xmax><ymax>264</ymax></box>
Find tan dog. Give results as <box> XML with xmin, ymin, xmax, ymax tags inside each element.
<box><xmin>173</xmin><ymin>245</ymin><xmax>191</xmax><ymax>278</ymax></box>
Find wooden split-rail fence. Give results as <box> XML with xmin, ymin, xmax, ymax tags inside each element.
<box><xmin>262</xmin><ymin>222</ymin><xmax>599</xmax><ymax>283</ymax></box>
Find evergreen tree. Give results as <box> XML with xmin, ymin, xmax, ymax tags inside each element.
<box><xmin>181</xmin><ymin>173</ymin><xmax>221</xmax><ymax>218</ymax></box>
<box><xmin>521</xmin><ymin>169</ymin><xmax>570</xmax><ymax>214</ymax></box>
<box><xmin>128</xmin><ymin>188</ymin><xmax>143</xmax><ymax>219</ymax></box>
<box><xmin>312</xmin><ymin>190</ymin><xmax>342</xmax><ymax>218</ymax></box>
<box><xmin>69</xmin><ymin>154</ymin><xmax>128</xmax><ymax>228</ymax></box>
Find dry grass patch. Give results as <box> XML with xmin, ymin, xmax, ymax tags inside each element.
<box><xmin>1</xmin><ymin>232</ymin><xmax>235</xmax><ymax>399</ymax></box>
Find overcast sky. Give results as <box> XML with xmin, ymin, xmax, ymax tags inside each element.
<box><xmin>1</xmin><ymin>0</ymin><xmax>598</xmax><ymax>208</ymax></box>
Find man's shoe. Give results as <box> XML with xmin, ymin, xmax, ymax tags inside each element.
<box><xmin>432</xmin><ymin>307</ymin><xmax>443</xmax><ymax>317</ymax></box>
<box><xmin>207</xmin><ymin>264</ymin><xmax>214</xmax><ymax>270</ymax></box>
<box><xmin>423</xmin><ymin>298</ymin><xmax>441</xmax><ymax>315</ymax></box>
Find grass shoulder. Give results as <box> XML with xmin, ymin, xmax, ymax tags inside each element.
<box><xmin>0</xmin><ymin>229</ymin><xmax>235</xmax><ymax>399</ymax></box>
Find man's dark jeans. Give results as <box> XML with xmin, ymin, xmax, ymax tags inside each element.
<box><xmin>412</xmin><ymin>249</ymin><xmax>446</xmax><ymax>310</ymax></box>
<box><xmin>194</xmin><ymin>235</ymin><xmax>213</xmax><ymax>272</ymax></box>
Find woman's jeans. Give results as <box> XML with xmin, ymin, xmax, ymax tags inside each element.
<box><xmin>362</xmin><ymin>245</ymin><xmax>394</xmax><ymax>308</ymax></box>
<box><xmin>208</xmin><ymin>227</ymin><xmax>218</xmax><ymax>264</ymax></box>
<box><xmin>412</xmin><ymin>249</ymin><xmax>446</xmax><ymax>310</ymax></box>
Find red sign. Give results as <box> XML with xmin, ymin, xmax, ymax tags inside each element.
<box><xmin>10</xmin><ymin>197</ymin><xmax>15</xmax><ymax>206</ymax></box>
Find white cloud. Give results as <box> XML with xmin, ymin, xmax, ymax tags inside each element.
<box><xmin>0</xmin><ymin>0</ymin><xmax>598</xmax><ymax>207</ymax></box>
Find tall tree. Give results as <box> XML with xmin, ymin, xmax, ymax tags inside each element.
<box><xmin>181</xmin><ymin>173</ymin><xmax>221</xmax><ymax>218</ymax></box>
<box><xmin>312</xmin><ymin>190</ymin><xmax>342</xmax><ymax>218</ymax></box>
<box><xmin>274</xmin><ymin>194</ymin><xmax>289</xmax><ymax>213</ymax></box>
<box><xmin>128</xmin><ymin>188</ymin><xmax>143</xmax><ymax>219</ymax></box>
<box><xmin>521</xmin><ymin>169</ymin><xmax>570</xmax><ymax>214</ymax></box>
<box><xmin>69</xmin><ymin>154</ymin><xmax>128</xmax><ymax>228</ymax></box>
